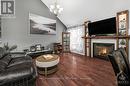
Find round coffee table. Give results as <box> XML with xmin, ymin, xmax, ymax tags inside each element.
<box><xmin>36</xmin><ymin>54</ymin><xmax>60</xmax><ymax>76</ymax></box>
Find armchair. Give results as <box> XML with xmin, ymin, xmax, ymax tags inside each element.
<box><xmin>108</xmin><ymin>49</ymin><xmax>130</xmax><ymax>86</ymax></box>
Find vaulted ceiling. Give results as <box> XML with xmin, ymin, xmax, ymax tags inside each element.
<box><xmin>41</xmin><ymin>0</ymin><xmax>130</xmax><ymax>28</ymax></box>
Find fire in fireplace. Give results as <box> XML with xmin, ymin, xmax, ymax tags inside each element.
<box><xmin>93</xmin><ymin>43</ymin><xmax>115</xmax><ymax>60</ymax></box>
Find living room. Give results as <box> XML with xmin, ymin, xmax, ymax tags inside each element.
<box><xmin>0</xmin><ymin>0</ymin><xmax>130</xmax><ymax>86</ymax></box>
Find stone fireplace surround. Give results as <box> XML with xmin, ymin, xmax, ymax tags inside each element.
<box><xmin>91</xmin><ymin>39</ymin><xmax>117</xmax><ymax>58</ymax></box>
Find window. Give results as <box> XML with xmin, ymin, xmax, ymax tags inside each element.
<box><xmin>68</xmin><ymin>26</ymin><xmax>84</xmax><ymax>55</ymax></box>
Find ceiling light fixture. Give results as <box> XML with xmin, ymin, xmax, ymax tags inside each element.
<box><xmin>50</xmin><ymin>0</ymin><xmax>63</xmax><ymax>16</ymax></box>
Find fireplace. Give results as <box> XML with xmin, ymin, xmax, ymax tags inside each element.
<box><xmin>93</xmin><ymin>43</ymin><xmax>115</xmax><ymax>60</ymax></box>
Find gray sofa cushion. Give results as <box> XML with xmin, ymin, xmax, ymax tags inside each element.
<box><xmin>0</xmin><ymin>62</ymin><xmax>7</xmax><ymax>72</ymax></box>
<box><xmin>0</xmin><ymin>55</ymin><xmax>12</xmax><ymax>72</ymax></box>
<box><xmin>8</xmin><ymin>55</ymin><xmax>32</xmax><ymax>67</ymax></box>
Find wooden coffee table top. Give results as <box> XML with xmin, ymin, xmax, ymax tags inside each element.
<box><xmin>36</xmin><ymin>54</ymin><xmax>59</xmax><ymax>62</ymax></box>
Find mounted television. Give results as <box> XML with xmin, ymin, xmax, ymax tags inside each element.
<box><xmin>88</xmin><ymin>17</ymin><xmax>116</xmax><ymax>36</ymax></box>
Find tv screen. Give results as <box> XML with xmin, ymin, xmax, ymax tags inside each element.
<box><xmin>88</xmin><ymin>17</ymin><xmax>116</xmax><ymax>36</ymax></box>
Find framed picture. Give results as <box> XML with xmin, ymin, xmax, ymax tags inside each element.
<box><xmin>117</xmin><ymin>10</ymin><xmax>129</xmax><ymax>36</ymax></box>
<box><xmin>29</xmin><ymin>13</ymin><xmax>56</xmax><ymax>35</ymax></box>
<box><xmin>35</xmin><ymin>44</ymin><xmax>42</xmax><ymax>51</ymax></box>
<box><xmin>30</xmin><ymin>46</ymin><xmax>36</xmax><ymax>52</ymax></box>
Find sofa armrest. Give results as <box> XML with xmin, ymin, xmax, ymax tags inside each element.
<box><xmin>10</xmin><ymin>52</ymin><xmax>26</xmax><ymax>58</ymax></box>
<box><xmin>0</xmin><ymin>64</ymin><xmax>34</xmax><ymax>85</ymax></box>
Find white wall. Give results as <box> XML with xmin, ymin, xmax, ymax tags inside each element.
<box><xmin>1</xmin><ymin>0</ymin><xmax>67</xmax><ymax>51</ymax></box>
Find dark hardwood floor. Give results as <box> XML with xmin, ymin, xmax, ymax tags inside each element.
<box><xmin>36</xmin><ymin>53</ymin><xmax>117</xmax><ymax>86</ymax></box>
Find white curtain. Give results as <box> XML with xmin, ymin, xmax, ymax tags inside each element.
<box><xmin>68</xmin><ymin>26</ymin><xmax>85</xmax><ymax>55</ymax></box>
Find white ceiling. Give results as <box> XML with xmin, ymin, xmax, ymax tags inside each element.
<box><xmin>41</xmin><ymin>0</ymin><xmax>130</xmax><ymax>28</ymax></box>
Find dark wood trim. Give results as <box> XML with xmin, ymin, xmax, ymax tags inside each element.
<box><xmin>116</xmin><ymin>10</ymin><xmax>129</xmax><ymax>56</ymax></box>
<box><xmin>83</xmin><ymin>21</ymin><xmax>91</xmax><ymax>57</ymax></box>
<box><xmin>82</xmin><ymin>35</ymin><xmax>130</xmax><ymax>39</ymax></box>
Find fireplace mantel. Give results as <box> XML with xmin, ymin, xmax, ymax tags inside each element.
<box><xmin>82</xmin><ymin>35</ymin><xmax>130</xmax><ymax>39</ymax></box>
<box><xmin>82</xmin><ymin>35</ymin><xmax>130</xmax><ymax>57</ymax></box>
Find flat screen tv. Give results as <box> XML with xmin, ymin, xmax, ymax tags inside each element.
<box><xmin>88</xmin><ymin>17</ymin><xmax>116</xmax><ymax>36</ymax></box>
